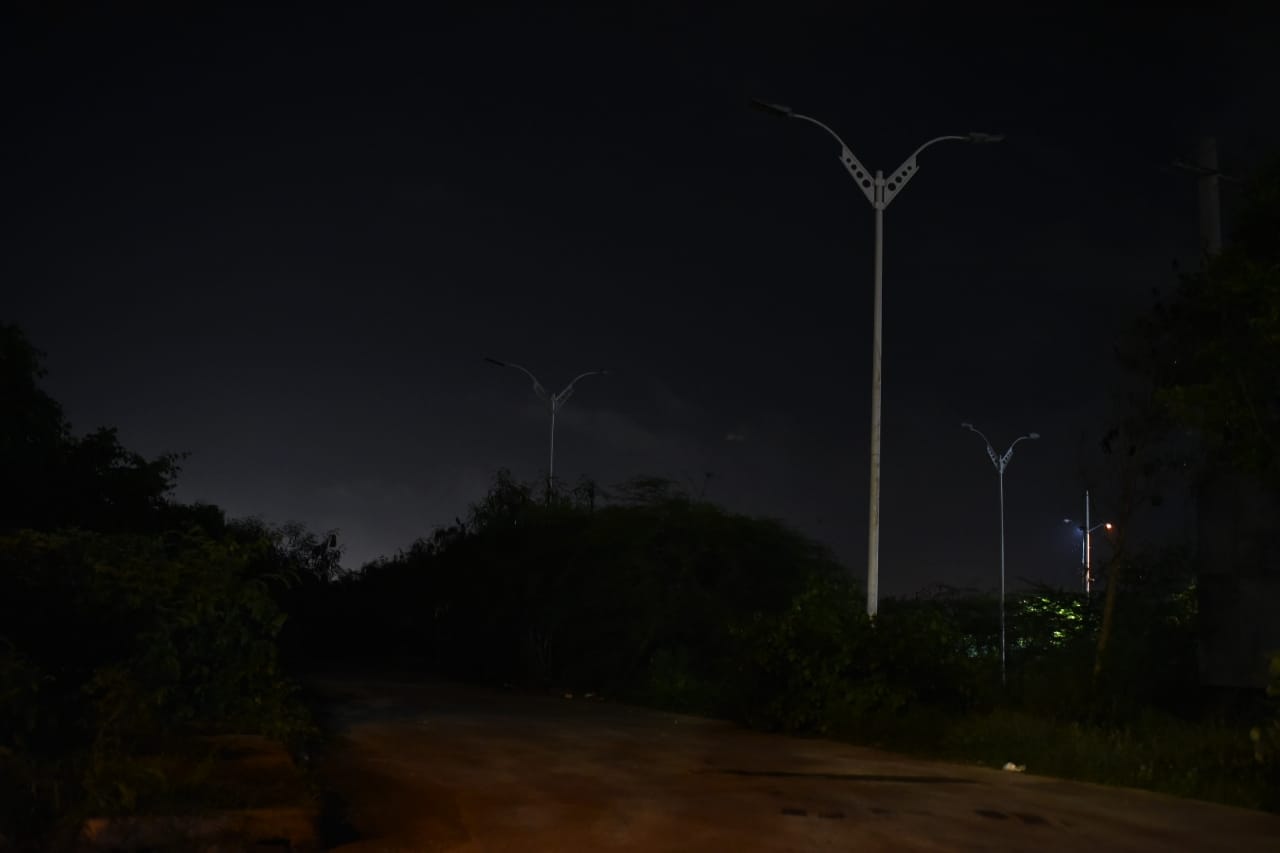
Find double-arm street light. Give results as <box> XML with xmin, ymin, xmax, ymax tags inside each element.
<box><xmin>484</xmin><ymin>357</ymin><xmax>609</xmax><ymax>500</ymax></box>
<box><xmin>754</xmin><ymin>98</ymin><xmax>1003</xmax><ymax>616</ymax></box>
<box><xmin>962</xmin><ymin>422</ymin><xmax>1039</xmax><ymax>685</ymax></box>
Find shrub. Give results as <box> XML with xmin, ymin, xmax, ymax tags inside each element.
<box><xmin>0</xmin><ymin>528</ymin><xmax>311</xmax><ymax>838</ymax></box>
<box><xmin>726</xmin><ymin>572</ymin><xmax>897</xmax><ymax>732</ymax></box>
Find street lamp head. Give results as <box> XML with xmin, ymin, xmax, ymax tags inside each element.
<box><xmin>960</xmin><ymin>422</ymin><xmax>973</xmax><ymax>429</ymax></box>
<box><xmin>750</xmin><ymin>98</ymin><xmax>794</xmax><ymax>118</ymax></box>
<box><xmin>1029</xmin><ymin>432</ymin><xmax>1040</xmax><ymax>439</ymax></box>
<box><xmin>967</xmin><ymin>132</ymin><xmax>1005</xmax><ymax>144</ymax></box>
<box><xmin>1105</xmin><ymin>522</ymin><xmax>1114</xmax><ymax>530</ymax></box>
<box><xmin>483</xmin><ymin>356</ymin><xmax>506</xmax><ymax>367</ymax></box>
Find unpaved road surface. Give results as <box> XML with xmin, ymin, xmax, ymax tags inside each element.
<box><xmin>310</xmin><ymin>676</ymin><xmax>1280</xmax><ymax>852</ymax></box>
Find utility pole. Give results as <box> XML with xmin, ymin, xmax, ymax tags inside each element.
<box><xmin>1198</xmin><ymin>137</ymin><xmax>1222</xmax><ymax>257</ymax></box>
<box><xmin>1170</xmin><ymin>136</ymin><xmax>1239</xmax><ymax>569</ymax></box>
<box><xmin>1173</xmin><ymin>135</ymin><xmax>1237</xmax><ymax>260</ymax></box>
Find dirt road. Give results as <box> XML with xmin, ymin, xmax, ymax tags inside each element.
<box><xmin>309</xmin><ymin>676</ymin><xmax>1280</xmax><ymax>852</ymax></box>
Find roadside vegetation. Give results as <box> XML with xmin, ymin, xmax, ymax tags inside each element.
<box><xmin>284</xmin><ymin>152</ymin><xmax>1280</xmax><ymax>811</ymax></box>
<box><xmin>0</xmin><ymin>324</ymin><xmax>321</xmax><ymax>849</ymax></box>
<box><xmin>292</xmin><ymin>469</ymin><xmax>1280</xmax><ymax>813</ymax></box>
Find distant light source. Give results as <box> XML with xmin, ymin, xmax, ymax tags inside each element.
<box><xmin>1075</xmin><ymin>491</ymin><xmax>1115</xmax><ymax>596</ymax></box>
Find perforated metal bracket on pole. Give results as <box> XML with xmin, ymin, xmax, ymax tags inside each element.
<box><xmin>839</xmin><ymin>146</ymin><xmax>878</xmax><ymax>207</ymax></box>
<box><xmin>882</xmin><ymin>135</ymin><xmax>973</xmax><ymax>208</ymax></box>
<box><xmin>881</xmin><ymin>155</ymin><xmax>921</xmax><ymax>208</ymax></box>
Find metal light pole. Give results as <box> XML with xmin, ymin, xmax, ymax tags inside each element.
<box><xmin>754</xmin><ymin>98</ymin><xmax>1002</xmax><ymax>616</ymax></box>
<box><xmin>1076</xmin><ymin>490</ymin><xmax>1112</xmax><ymax>595</ymax></box>
<box><xmin>1062</xmin><ymin>492</ymin><xmax>1114</xmax><ymax>594</ymax></box>
<box><xmin>962</xmin><ymin>423</ymin><xmax>1039</xmax><ymax>685</ymax></box>
<box><xmin>484</xmin><ymin>357</ymin><xmax>608</xmax><ymax>500</ymax></box>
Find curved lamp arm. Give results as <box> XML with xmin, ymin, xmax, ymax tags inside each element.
<box><xmin>962</xmin><ymin>422</ymin><xmax>1000</xmax><ymax>470</ymax></box>
<box><xmin>753</xmin><ymin>100</ymin><xmax>877</xmax><ymax>206</ymax></box>
<box><xmin>751</xmin><ymin>98</ymin><xmax>1003</xmax><ymax>210</ymax></box>
<box><xmin>960</xmin><ymin>421</ymin><xmax>992</xmax><ymax>447</ymax></box>
<box><xmin>793</xmin><ymin>113</ymin><xmax>879</xmax><ymax>207</ymax></box>
<box><xmin>555</xmin><ymin>369</ymin><xmax>609</xmax><ymax>407</ymax></box>
<box><xmin>882</xmin><ymin>135</ymin><xmax>984</xmax><ymax>206</ymax></box>
<box><xmin>1000</xmin><ymin>432</ymin><xmax>1040</xmax><ymax>468</ymax></box>
<box><xmin>485</xmin><ymin>357</ymin><xmax>549</xmax><ymax>403</ymax></box>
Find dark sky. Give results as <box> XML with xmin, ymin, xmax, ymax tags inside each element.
<box><xmin>6</xmin><ymin>2</ymin><xmax>1278</xmax><ymax>594</ymax></box>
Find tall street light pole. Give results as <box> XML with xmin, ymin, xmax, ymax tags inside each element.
<box><xmin>754</xmin><ymin>98</ymin><xmax>1002</xmax><ymax>616</ymax></box>
<box><xmin>1078</xmin><ymin>490</ymin><xmax>1113</xmax><ymax>596</ymax></box>
<box><xmin>1062</xmin><ymin>491</ymin><xmax>1114</xmax><ymax>595</ymax></box>
<box><xmin>485</xmin><ymin>357</ymin><xmax>608</xmax><ymax>501</ymax></box>
<box><xmin>962</xmin><ymin>422</ymin><xmax>1039</xmax><ymax>685</ymax></box>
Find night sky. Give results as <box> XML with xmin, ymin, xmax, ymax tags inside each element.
<box><xmin>6</xmin><ymin>3</ymin><xmax>1279</xmax><ymax>595</ymax></box>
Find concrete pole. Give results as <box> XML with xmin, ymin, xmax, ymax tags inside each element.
<box><xmin>548</xmin><ymin>406</ymin><xmax>557</xmax><ymax>502</ymax></box>
<box><xmin>1198</xmin><ymin>137</ymin><xmax>1222</xmax><ymax>257</ymax></box>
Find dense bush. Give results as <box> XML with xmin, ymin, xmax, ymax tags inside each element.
<box><xmin>305</xmin><ymin>470</ymin><xmax>847</xmax><ymax>695</ymax></box>
<box><xmin>1248</xmin><ymin>652</ymin><xmax>1280</xmax><ymax>807</ymax></box>
<box><xmin>0</xmin><ymin>528</ymin><xmax>311</xmax><ymax>838</ymax></box>
<box><xmin>727</xmin><ymin>572</ymin><xmax>885</xmax><ymax>732</ymax></box>
<box><xmin>0</xmin><ymin>324</ymin><xmax>318</xmax><ymax>844</ymax></box>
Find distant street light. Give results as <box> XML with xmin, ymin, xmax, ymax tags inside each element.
<box><xmin>754</xmin><ymin>98</ymin><xmax>1003</xmax><ymax>617</ymax></box>
<box><xmin>1063</xmin><ymin>489</ymin><xmax>1113</xmax><ymax>595</ymax></box>
<box><xmin>962</xmin><ymin>422</ymin><xmax>1039</xmax><ymax>685</ymax></box>
<box><xmin>484</xmin><ymin>357</ymin><xmax>609</xmax><ymax>501</ymax></box>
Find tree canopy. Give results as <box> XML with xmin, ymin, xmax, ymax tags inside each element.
<box><xmin>1121</xmin><ymin>154</ymin><xmax>1280</xmax><ymax>491</ymax></box>
<box><xmin>0</xmin><ymin>323</ymin><xmax>186</xmax><ymax>535</ymax></box>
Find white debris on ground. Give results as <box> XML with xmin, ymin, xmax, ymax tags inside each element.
<box><xmin>1003</xmin><ymin>762</ymin><xmax>1027</xmax><ymax>772</ymax></box>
